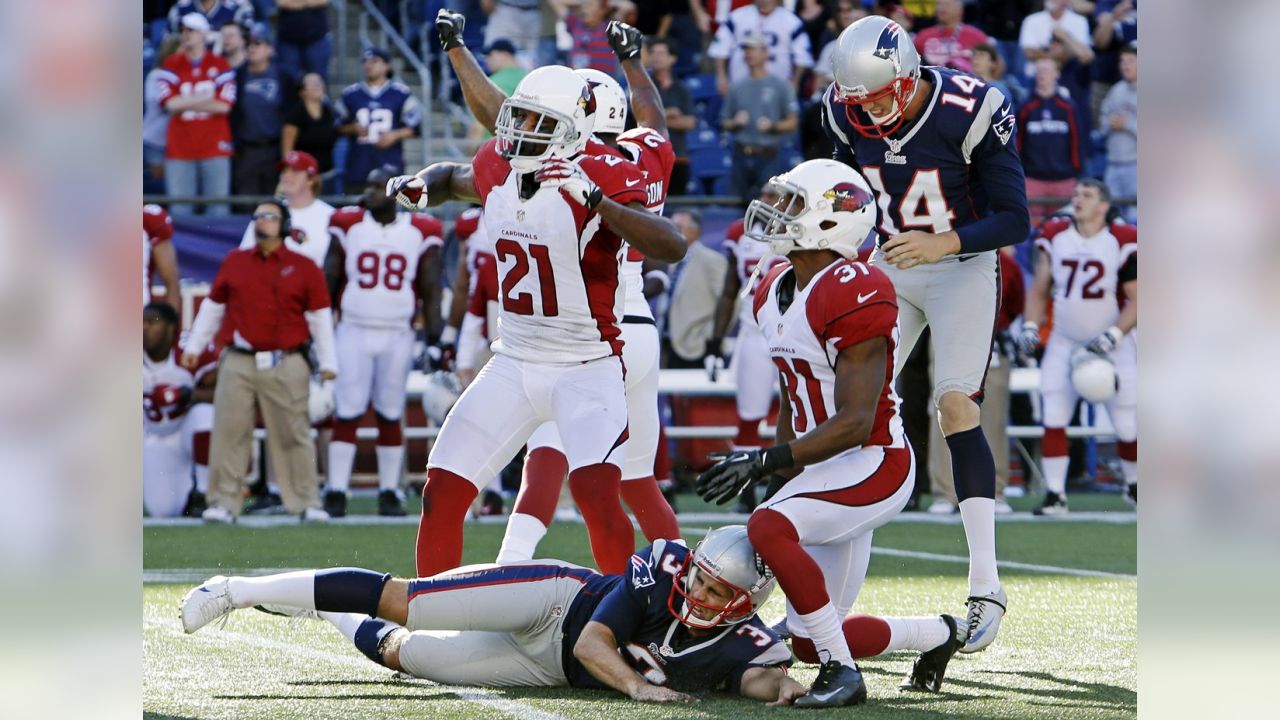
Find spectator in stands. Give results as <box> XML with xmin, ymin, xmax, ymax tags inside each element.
<box><xmin>882</xmin><ymin>3</ymin><xmax>914</xmax><ymax>34</ymax></box>
<box><xmin>219</xmin><ymin>22</ymin><xmax>248</xmax><ymax>71</ymax></box>
<box><xmin>721</xmin><ymin>33</ymin><xmax>799</xmax><ymax>202</ymax></box>
<box><xmin>1101</xmin><ymin>43</ymin><xmax>1137</xmax><ymax>222</ymax></box>
<box><xmin>812</xmin><ymin>0</ymin><xmax>869</xmax><ymax>92</ymax></box>
<box><xmin>237</xmin><ymin>151</ymin><xmax>336</xmax><ymax>268</ymax></box>
<box><xmin>232</xmin><ymin>24</ymin><xmax>289</xmax><ymax>200</ymax></box>
<box><xmin>182</xmin><ymin>197</ymin><xmax>338</xmax><ymax>524</ymax></box>
<box><xmin>976</xmin><ymin>0</ymin><xmax>1036</xmax><ymax>83</ymax></box>
<box><xmin>276</xmin><ymin>0</ymin><xmax>333</xmax><ymax>82</ymax></box>
<box><xmin>337</xmin><ymin>48</ymin><xmax>423</xmax><ymax>194</ymax></box>
<box><xmin>464</xmin><ymin>39</ymin><xmax>528</xmax><ymax>140</ymax></box>
<box><xmin>709</xmin><ymin>0</ymin><xmax>813</xmax><ymax>96</ymax></box>
<box><xmin>926</xmin><ymin>248</ymin><xmax>1025</xmax><ymax>516</ymax></box>
<box><xmin>914</xmin><ymin>0</ymin><xmax>991</xmax><ymax>72</ymax></box>
<box><xmin>971</xmin><ymin>42</ymin><xmax>1026</xmax><ymax>106</ymax></box>
<box><xmin>1090</xmin><ymin>0</ymin><xmax>1137</xmax><ymax>122</ymax></box>
<box><xmin>795</xmin><ymin>0</ymin><xmax>831</xmax><ymax>57</ymax></box>
<box><xmin>563</xmin><ymin>0</ymin><xmax>625</xmax><ymax>77</ymax></box>
<box><xmin>651</xmin><ymin>0</ymin><xmax>710</xmax><ymax>74</ymax></box>
<box><xmin>664</xmin><ymin>209</ymin><xmax>727</xmax><ymax>370</ymax></box>
<box><xmin>643</xmin><ymin>36</ymin><xmax>695</xmax><ymax>196</ymax></box>
<box><xmin>144</xmin><ymin>36</ymin><xmax>180</xmax><ymax>195</ymax></box>
<box><xmin>167</xmin><ymin>0</ymin><xmax>255</xmax><ymax>37</ymax></box>
<box><xmin>484</xmin><ymin>0</ymin><xmax>542</xmax><ymax>61</ymax></box>
<box><xmin>1019</xmin><ymin>0</ymin><xmax>1093</xmax><ymax>78</ymax></box>
<box><xmin>282</xmin><ymin>73</ymin><xmax>340</xmax><ymax>181</ymax></box>
<box><xmin>157</xmin><ymin>13</ymin><xmax>238</xmax><ymax>216</ymax></box>
<box><xmin>1018</xmin><ymin>59</ymin><xmax>1082</xmax><ymax>227</ymax></box>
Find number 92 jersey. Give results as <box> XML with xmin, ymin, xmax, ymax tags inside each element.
<box><xmin>561</xmin><ymin>540</ymin><xmax>791</xmax><ymax>694</ymax></box>
<box><xmin>820</xmin><ymin>67</ymin><xmax>1027</xmax><ymax>249</ymax></box>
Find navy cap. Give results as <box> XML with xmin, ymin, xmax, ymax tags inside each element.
<box><xmin>362</xmin><ymin>47</ymin><xmax>392</xmax><ymax>63</ymax></box>
<box><xmin>248</xmin><ymin>22</ymin><xmax>273</xmax><ymax>44</ymax></box>
<box><xmin>484</xmin><ymin>38</ymin><xmax>517</xmax><ymax>56</ymax></box>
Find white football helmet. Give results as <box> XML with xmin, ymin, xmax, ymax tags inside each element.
<box><xmin>495</xmin><ymin>65</ymin><xmax>597</xmax><ymax>173</ymax></box>
<box><xmin>420</xmin><ymin>370</ymin><xmax>463</xmax><ymax>425</ymax></box>
<box><xmin>308</xmin><ymin>378</ymin><xmax>335</xmax><ymax>424</ymax></box>
<box><xmin>830</xmin><ymin>15</ymin><xmax>921</xmax><ymax>138</ymax></box>
<box><xmin>743</xmin><ymin>159</ymin><xmax>877</xmax><ymax>259</ymax></box>
<box><xmin>669</xmin><ymin>526</ymin><xmax>776</xmax><ymax>630</ymax></box>
<box><xmin>1070</xmin><ymin>349</ymin><xmax>1118</xmax><ymax>404</ymax></box>
<box><xmin>575</xmin><ymin>68</ymin><xmax>627</xmax><ymax>135</ymax></box>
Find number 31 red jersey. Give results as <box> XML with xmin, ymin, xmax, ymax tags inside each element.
<box><xmin>752</xmin><ymin>259</ymin><xmax>904</xmax><ymax>449</ymax></box>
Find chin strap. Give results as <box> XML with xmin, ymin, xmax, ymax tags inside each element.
<box><xmin>739</xmin><ymin>250</ymin><xmax>772</xmax><ymax>301</ymax></box>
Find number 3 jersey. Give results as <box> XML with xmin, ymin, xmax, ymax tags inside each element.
<box><xmin>328</xmin><ymin>207</ymin><xmax>443</xmax><ymax>328</ymax></box>
<box><xmin>471</xmin><ymin>139</ymin><xmax>649</xmax><ymax>364</ymax></box>
<box><xmin>1035</xmin><ymin>217</ymin><xmax>1137</xmax><ymax>344</ymax></box>
<box><xmin>820</xmin><ymin>66</ymin><xmax>1027</xmax><ymax>251</ymax></box>
<box><xmin>561</xmin><ymin>540</ymin><xmax>791</xmax><ymax>693</ymax></box>
<box><xmin>752</xmin><ymin>259</ymin><xmax>905</xmax><ymax>450</ymax></box>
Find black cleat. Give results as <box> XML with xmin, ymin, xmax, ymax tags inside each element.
<box><xmin>1124</xmin><ymin>484</ymin><xmax>1137</xmax><ymax>507</ymax></box>
<box><xmin>245</xmin><ymin>492</ymin><xmax>284</xmax><ymax>515</ymax></box>
<box><xmin>793</xmin><ymin>660</ymin><xmax>867</xmax><ymax>708</ymax></box>
<box><xmin>378</xmin><ymin>489</ymin><xmax>407</xmax><ymax>517</ymax></box>
<box><xmin>900</xmin><ymin>614</ymin><xmax>965</xmax><ymax>692</ymax></box>
<box><xmin>182</xmin><ymin>490</ymin><xmax>208</xmax><ymax>518</ymax></box>
<box><xmin>323</xmin><ymin>490</ymin><xmax>348</xmax><ymax>518</ymax></box>
<box><xmin>1033</xmin><ymin>491</ymin><xmax>1068</xmax><ymax>516</ymax></box>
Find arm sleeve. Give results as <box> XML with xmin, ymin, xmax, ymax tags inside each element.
<box><xmin>956</xmin><ymin>88</ymin><xmax>1031</xmax><ymax>254</ymax></box>
<box><xmin>456</xmin><ymin>313</ymin><xmax>486</xmax><ymax>371</ymax></box>
<box><xmin>184</xmin><ymin>300</ymin><xmax>226</xmax><ymax>355</ymax></box>
<box><xmin>305</xmin><ymin>308</ymin><xmax>338</xmax><ymax>373</ymax></box>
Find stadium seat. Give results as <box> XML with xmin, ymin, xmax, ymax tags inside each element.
<box><xmin>685</xmin><ymin>127</ymin><xmax>722</xmax><ymax>152</ymax></box>
<box><xmin>684</xmin><ymin>73</ymin><xmax>720</xmax><ymax>101</ymax></box>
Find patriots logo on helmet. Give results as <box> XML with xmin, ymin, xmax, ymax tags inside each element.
<box><xmin>823</xmin><ymin>182</ymin><xmax>874</xmax><ymax>212</ymax></box>
<box><xmin>872</xmin><ymin>22</ymin><xmax>901</xmax><ymax>63</ymax></box>
<box><xmin>992</xmin><ymin>108</ymin><xmax>1016</xmax><ymax>146</ymax></box>
<box><xmin>578</xmin><ymin>84</ymin><xmax>597</xmax><ymax>116</ymax></box>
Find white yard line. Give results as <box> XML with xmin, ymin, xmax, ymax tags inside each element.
<box><xmin>144</xmin><ymin>612</ymin><xmax>571</xmax><ymax>720</ymax></box>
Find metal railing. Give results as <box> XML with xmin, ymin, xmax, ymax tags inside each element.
<box><xmin>332</xmin><ymin>0</ymin><xmax>348</xmax><ymax>82</ymax></box>
<box><xmin>358</xmin><ymin>0</ymin><xmax>434</xmax><ymax>168</ymax></box>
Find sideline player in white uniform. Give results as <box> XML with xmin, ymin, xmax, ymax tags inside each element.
<box><xmin>1020</xmin><ymin>178</ymin><xmax>1137</xmax><ymax>512</ymax></box>
<box><xmin>320</xmin><ymin>167</ymin><xmax>444</xmax><ymax>518</ymax></box>
<box><xmin>822</xmin><ymin>16</ymin><xmax>1031</xmax><ymax>651</ymax></box>
<box><xmin>433</xmin><ymin>15</ymin><xmax>684</xmax><ymax>560</ymax></box>
<box><xmin>143</xmin><ymin>204</ymin><xmax>180</xmax><ymax>309</ymax></box>
<box><xmin>387</xmin><ymin>65</ymin><xmax>686</xmax><ymax>578</ymax></box>
<box><xmin>143</xmin><ymin>302</ymin><xmax>217</xmax><ymax>517</ymax></box>
<box><xmin>696</xmin><ymin>160</ymin><xmax>967</xmax><ymax>706</ymax></box>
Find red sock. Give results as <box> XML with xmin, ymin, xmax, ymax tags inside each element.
<box><xmin>620</xmin><ymin>476</ymin><xmax>681</xmax><ymax>542</ymax></box>
<box><xmin>791</xmin><ymin>615</ymin><xmax>891</xmax><ymax>663</ymax></box>
<box><xmin>747</xmin><ymin>509</ymin><xmax>828</xmax><ymax>614</ymax></box>
<box><xmin>1117</xmin><ymin>440</ymin><xmax>1137</xmax><ymax>462</ymax></box>
<box><xmin>415</xmin><ymin>468</ymin><xmax>478</xmax><ymax>577</ymax></box>
<box><xmin>569</xmin><ymin>463</ymin><xmax>634</xmax><ymax>574</ymax></box>
<box><xmin>331</xmin><ymin>418</ymin><xmax>358</xmax><ymax>443</ymax></box>
<box><xmin>734</xmin><ymin>418</ymin><xmax>762</xmax><ymax>448</ymax></box>
<box><xmin>653</xmin><ymin>424</ymin><xmax>672</xmax><ymax>483</ymax></box>
<box><xmin>192</xmin><ymin>431</ymin><xmax>210</xmax><ymax>465</ymax></box>
<box><xmin>1042</xmin><ymin>426</ymin><xmax>1068</xmax><ymax>457</ymax></box>
<box><xmin>512</xmin><ymin>448</ymin><xmax>568</xmax><ymax>526</ymax></box>
<box><xmin>375</xmin><ymin>416</ymin><xmax>403</xmax><ymax>446</ymax></box>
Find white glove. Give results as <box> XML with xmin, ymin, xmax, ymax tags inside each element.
<box><xmin>386</xmin><ymin>175</ymin><xmax>428</xmax><ymax>211</ymax></box>
<box><xmin>535</xmin><ymin>159</ymin><xmax>603</xmax><ymax>209</ymax></box>
<box><xmin>1086</xmin><ymin>325</ymin><xmax>1124</xmax><ymax>355</ymax></box>
<box><xmin>703</xmin><ymin>337</ymin><xmax>725</xmax><ymax>382</ymax></box>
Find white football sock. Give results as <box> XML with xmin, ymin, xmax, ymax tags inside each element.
<box><xmin>319</xmin><ymin>611</ymin><xmax>367</xmax><ymax>643</ymax></box>
<box><xmin>958</xmin><ymin>498</ymin><xmax>1000</xmax><ymax>597</ymax></box>
<box><xmin>376</xmin><ymin>445</ymin><xmax>405</xmax><ymax>492</ymax></box>
<box><xmin>194</xmin><ymin>465</ymin><xmax>209</xmax><ymax>493</ymax></box>
<box><xmin>1121</xmin><ymin>460</ymin><xmax>1137</xmax><ymax>489</ymax></box>
<box><xmin>797</xmin><ymin>603</ymin><xmax>854</xmax><ymax>668</ymax></box>
<box><xmin>884</xmin><ymin>616</ymin><xmax>952</xmax><ymax>653</ymax></box>
<box><xmin>227</xmin><ymin>570</ymin><xmax>316</xmax><ymax>610</ymax></box>
<box><xmin>327</xmin><ymin>441</ymin><xmax>356</xmax><ymax>494</ymax></box>
<box><xmin>1042</xmin><ymin>456</ymin><xmax>1069</xmax><ymax>495</ymax></box>
<box><xmin>495</xmin><ymin>513</ymin><xmax>548</xmax><ymax>564</ymax></box>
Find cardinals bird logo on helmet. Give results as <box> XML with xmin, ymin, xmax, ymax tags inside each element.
<box><xmin>823</xmin><ymin>182</ymin><xmax>875</xmax><ymax>213</ymax></box>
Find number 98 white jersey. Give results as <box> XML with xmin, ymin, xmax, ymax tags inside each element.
<box><xmin>329</xmin><ymin>207</ymin><xmax>443</xmax><ymax>328</ymax></box>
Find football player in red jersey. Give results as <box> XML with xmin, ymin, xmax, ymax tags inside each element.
<box><xmin>143</xmin><ymin>204</ymin><xmax>180</xmax><ymax>310</ymax></box>
<box><xmin>696</xmin><ymin>160</ymin><xmax>966</xmax><ymax>707</ymax></box>
<box><xmin>386</xmin><ymin>66</ymin><xmax>686</xmax><ymax>578</ymax></box>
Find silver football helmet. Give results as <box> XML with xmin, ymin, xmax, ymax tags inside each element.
<box><xmin>575</xmin><ymin>68</ymin><xmax>627</xmax><ymax>135</ymax></box>
<box><xmin>670</xmin><ymin>525</ymin><xmax>776</xmax><ymax>629</ymax></box>
<box><xmin>495</xmin><ymin>65</ymin><xmax>597</xmax><ymax>173</ymax></box>
<box><xmin>830</xmin><ymin>15</ymin><xmax>921</xmax><ymax>138</ymax></box>
<box><xmin>743</xmin><ymin>159</ymin><xmax>877</xmax><ymax>259</ymax></box>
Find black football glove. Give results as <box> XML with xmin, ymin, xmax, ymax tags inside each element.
<box><xmin>436</xmin><ymin>9</ymin><xmax>466</xmax><ymax>52</ymax></box>
<box><xmin>427</xmin><ymin>341</ymin><xmax>456</xmax><ymax>371</ymax></box>
<box><xmin>606</xmin><ymin>20</ymin><xmax>642</xmax><ymax>61</ymax></box>
<box><xmin>696</xmin><ymin>445</ymin><xmax>794</xmax><ymax>506</ymax></box>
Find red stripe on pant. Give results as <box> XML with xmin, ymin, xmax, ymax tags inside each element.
<box><xmin>789</xmin><ymin>446</ymin><xmax>911</xmax><ymax>507</ymax></box>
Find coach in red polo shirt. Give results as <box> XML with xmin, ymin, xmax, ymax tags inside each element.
<box><xmin>182</xmin><ymin>198</ymin><xmax>338</xmax><ymax>523</ymax></box>
<box><xmin>156</xmin><ymin>12</ymin><xmax>238</xmax><ymax>217</ymax></box>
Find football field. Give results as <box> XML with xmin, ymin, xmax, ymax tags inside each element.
<box><xmin>144</xmin><ymin>503</ymin><xmax>1136</xmax><ymax>719</ymax></box>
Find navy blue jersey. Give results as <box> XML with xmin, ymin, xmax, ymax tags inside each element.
<box><xmin>821</xmin><ymin>66</ymin><xmax>1030</xmax><ymax>254</ymax></box>
<box><xmin>167</xmin><ymin>0</ymin><xmax>254</xmax><ymax>33</ymax></box>
<box><xmin>561</xmin><ymin>541</ymin><xmax>791</xmax><ymax>694</ymax></box>
<box><xmin>336</xmin><ymin>81</ymin><xmax>423</xmax><ymax>184</ymax></box>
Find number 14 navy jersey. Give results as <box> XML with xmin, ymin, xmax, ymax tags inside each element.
<box><xmin>820</xmin><ymin>66</ymin><xmax>1030</xmax><ymax>254</ymax></box>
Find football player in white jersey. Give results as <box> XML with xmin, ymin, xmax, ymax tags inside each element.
<box><xmin>434</xmin><ymin>14</ymin><xmax>685</xmax><ymax>560</ymax></box>
<box><xmin>320</xmin><ymin>167</ymin><xmax>445</xmax><ymax>518</ymax></box>
<box><xmin>143</xmin><ymin>302</ymin><xmax>217</xmax><ymax>517</ymax></box>
<box><xmin>696</xmin><ymin>160</ymin><xmax>965</xmax><ymax>706</ymax></box>
<box><xmin>387</xmin><ymin>65</ymin><xmax>686</xmax><ymax>578</ymax></box>
<box><xmin>1020</xmin><ymin>178</ymin><xmax>1137</xmax><ymax>512</ymax></box>
<box><xmin>143</xmin><ymin>204</ymin><xmax>180</xmax><ymax>309</ymax></box>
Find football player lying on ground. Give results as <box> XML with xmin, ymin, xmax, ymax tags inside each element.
<box><xmin>182</xmin><ymin>527</ymin><xmax>811</xmax><ymax>704</ymax></box>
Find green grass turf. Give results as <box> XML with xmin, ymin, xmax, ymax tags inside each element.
<box><xmin>145</xmin><ymin>517</ymin><xmax>1135</xmax><ymax>719</ymax></box>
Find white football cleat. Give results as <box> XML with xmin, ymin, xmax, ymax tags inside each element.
<box><xmin>993</xmin><ymin>498</ymin><xmax>1014</xmax><ymax>516</ymax></box>
<box><xmin>201</xmin><ymin>506</ymin><xmax>234</xmax><ymax>524</ymax></box>
<box><xmin>960</xmin><ymin>585</ymin><xmax>1007</xmax><ymax>653</ymax></box>
<box><xmin>301</xmin><ymin>507</ymin><xmax>331</xmax><ymax>524</ymax></box>
<box><xmin>927</xmin><ymin>498</ymin><xmax>956</xmax><ymax>515</ymax></box>
<box><xmin>180</xmin><ymin>576</ymin><xmax>236</xmax><ymax>634</ymax></box>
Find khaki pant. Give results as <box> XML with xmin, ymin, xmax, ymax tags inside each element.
<box><xmin>208</xmin><ymin>351</ymin><xmax>319</xmax><ymax>516</ymax></box>
<box><xmin>929</xmin><ymin>354</ymin><xmax>1010</xmax><ymax>503</ymax></box>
